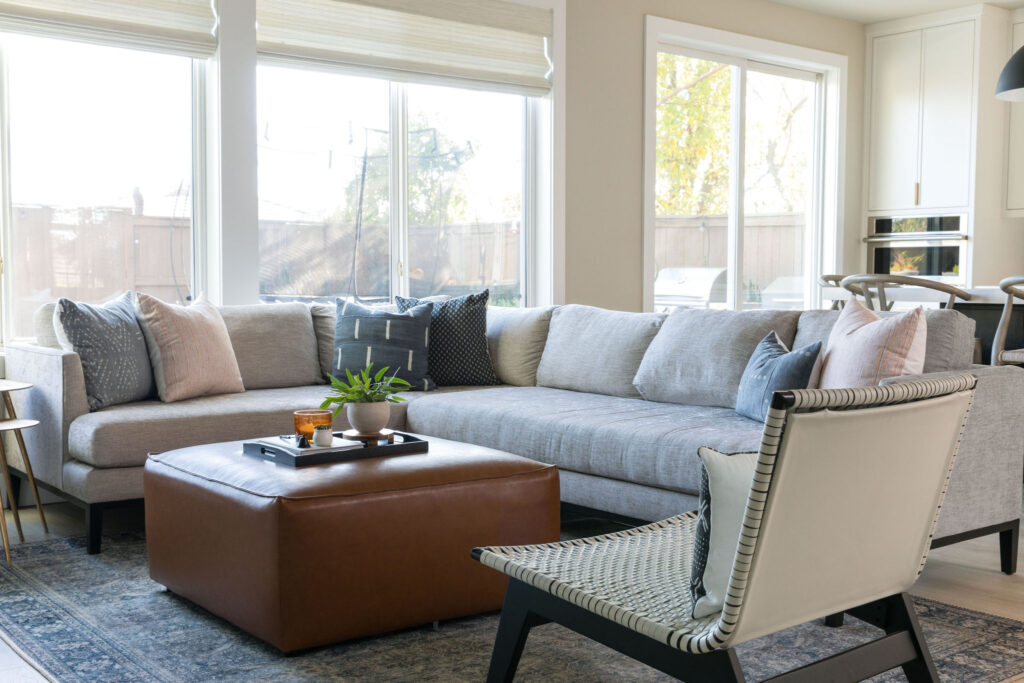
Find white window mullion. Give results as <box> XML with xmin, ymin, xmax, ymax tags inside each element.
<box><xmin>522</xmin><ymin>97</ymin><xmax>534</xmax><ymax>307</ymax></box>
<box><xmin>389</xmin><ymin>82</ymin><xmax>409</xmax><ymax>300</ymax></box>
<box><xmin>190</xmin><ymin>59</ymin><xmax>207</xmax><ymax>302</ymax></box>
<box><xmin>0</xmin><ymin>44</ymin><xmax>11</xmax><ymax>346</ymax></box>
<box><xmin>727</xmin><ymin>64</ymin><xmax>745</xmax><ymax>310</ymax></box>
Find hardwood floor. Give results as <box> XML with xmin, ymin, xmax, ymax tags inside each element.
<box><xmin>0</xmin><ymin>502</ymin><xmax>1021</xmax><ymax>678</ymax></box>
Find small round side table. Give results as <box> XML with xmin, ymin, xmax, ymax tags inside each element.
<box><xmin>0</xmin><ymin>379</ymin><xmax>48</xmax><ymax>565</ymax></box>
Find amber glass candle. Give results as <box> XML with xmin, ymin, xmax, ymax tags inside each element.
<box><xmin>294</xmin><ymin>409</ymin><xmax>332</xmax><ymax>439</ymax></box>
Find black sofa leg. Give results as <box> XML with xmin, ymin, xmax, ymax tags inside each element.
<box><xmin>1000</xmin><ymin>520</ymin><xmax>1019</xmax><ymax>575</ymax></box>
<box><xmin>824</xmin><ymin>613</ymin><xmax>845</xmax><ymax>627</ymax></box>
<box><xmin>85</xmin><ymin>504</ymin><xmax>103</xmax><ymax>555</ymax></box>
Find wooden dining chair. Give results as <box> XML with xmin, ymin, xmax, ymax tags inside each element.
<box><xmin>839</xmin><ymin>274</ymin><xmax>972</xmax><ymax>312</ymax></box>
<box><xmin>474</xmin><ymin>375</ymin><xmax>976</xmax><ymax>682</ymax></box>
<box><xmin>817</xmin><ymin>274</ymin><xmax>846</xmax><ymax>309</ymax></box>
<box><xmin>991</xmin><ymin>276</ymin><xmax>1024</xmax><ymax>366</ymax></box>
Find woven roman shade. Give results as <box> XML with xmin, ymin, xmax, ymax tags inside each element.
<box><xmin>0</xmin><ymin>0</ymin><xmax>217</xmax><ymax>55</ymax></box>
<box><xmin>256</xmin><ymin>0</ymin><xmax>553</xmax><ymax>95</ymax></box>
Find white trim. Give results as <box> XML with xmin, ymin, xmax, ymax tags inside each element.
<box><xmin>191</xmin><ymin>60</ymin><xmax>208</xmax><ymax>301</ymax></box>
<box><xmin>0</xmin><ymin>44</ymin><xmax>10</xmax><ymax>344</ymax></box>
<box><xmin>509</xmin><ymin>0</ymin><xmax>564</xmax><ymax>306</ymax></box>
<box><xmin>389</xmin><ymin>82</ymin><xmax>409</xmax><ymax>300</ymax></box>
<box><xmin>642</xmin><ymin>15</ymin><xmax>847</xmax><ymax>312</ymax></box>
<box><xmin>728</xmin><ymin>64</ymin><xmax>744</xmax><ymax>310</ymax></box>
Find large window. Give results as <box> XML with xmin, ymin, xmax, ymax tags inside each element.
<box><xmin>5</xmin><ymin>35</ymin><xmax>195</xmax><ymax>337</ymax></box>
<box><xmin>644</xmin><ymin>17</ymin><xmax>844</xmax><ymax>313</ymax></box>
<box><xmin>257</xmin><ymin>66</ymin><xmax>527</xmax><ymax>307</ymax></box>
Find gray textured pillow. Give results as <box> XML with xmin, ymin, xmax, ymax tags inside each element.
<box><xmin>53</xmin><ymin>292</ymin><xmax>154</xmax><ymax>411</ymax></box>
<box><xmin>487</xmin><ymin>306</ymin><xmax>554</xmax><ymax>386</ymax></box>
<box><xmin>218</xmin><ymin>303</ymin><xmax>323</xmax><ymax>389</ymax></box>
<box><xmin>633</xmin><ymin>308</ymin><xmax>801</xmax><ymax>408</ymax></box>
<box><xmin>536</xmin><ymin>305</ymin><xmax>665</xmax><ymax>398</ymax></box>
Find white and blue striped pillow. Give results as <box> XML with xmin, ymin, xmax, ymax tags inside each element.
<box><xmin>332</xmin><ymin>299</ymin><xmax>435</xmax><ymax>391</ymax></box>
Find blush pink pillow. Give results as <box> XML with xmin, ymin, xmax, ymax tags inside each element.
<box><xmin>818</xmin><ymin>299</ymin><xmax>927</xmax><ymax>389</ymax></box>
<box><xmin>136</xmin><ymin>293</ymin><xmax>244</xmax><ymax>402</ymax></box>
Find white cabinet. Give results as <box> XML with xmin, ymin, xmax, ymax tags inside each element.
<box><xmin>867</xmin><ymin>20</ymin><xmax>974</xmax><ymax>212</ymax></box>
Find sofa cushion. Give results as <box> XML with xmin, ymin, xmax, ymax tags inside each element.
<box><xmin>536</xmin><ymin>305</ymin><xmax>665</xmax><ymax>398</ymax></box>
<box><xmin>136</xmin><ymin>294</ymin><xmax>245</xmax><ymax>403</ymax></box>
<box><xmin>310</xmin><ymin>303</ymin><xmax>336</xmax><ymax>380</ymax></box>
<box><xmin>53</xmin><ymin>292</ymin><xmax>155</xmax><ymax>411</ymax></box>
<box><xmin>405</xmin><ymin>386</ymin><xmax>765</xmax><ymax>495</ymax></box>
<box><xmin>486</xmin><ymin>306</ymin><xmax>554</xmax><ymax>386</ymax></box>
<box><xmin>219</xmin><ymin>303</ymin><xmax>323</xmax><ymax>390</ymax></box>
<box><xmin>68</xmin><ymin>385</ymin><xmax>468</xmax><ymax>469</ymax></box>
<box><xmin>633</xmin><ymin>309</ymin><xmax>801</xmax><ymax>408</ymax></box>
<box><xmin>794</xmin><ymin>307</ymin><xmax>974</xmax><ymax>374</ymax></box>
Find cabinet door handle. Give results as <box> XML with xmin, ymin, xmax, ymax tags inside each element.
<box><xmin>914</xmin><ymin>182</ymin><xmax>920</xmax><ymax>206</ymax></box>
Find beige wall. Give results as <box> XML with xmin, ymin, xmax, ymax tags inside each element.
<box><xmin>563</xmin><ymin>0</ymin><xmax>866</xmax><ymax>310</ymax></box>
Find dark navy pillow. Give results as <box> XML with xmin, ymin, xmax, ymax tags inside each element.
<box><xmin>734</xmin><ymin>332</ymin><xmax>821</xmax><ymax>422</ymax></box>
<box><xmin>333</xmin><ymin>299</ymin><xmax>434</xmax><ymax>391</ymax></box>
<box><xmin>395</xmin><ymin>290</ymin><xmax>499</xmax><ymax>387</ymax></box>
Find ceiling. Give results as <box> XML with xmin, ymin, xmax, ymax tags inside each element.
<box><xmin>768</xmin><ymin>0</ymin><xmax>1024</xmax><ymax>24</ymax></box>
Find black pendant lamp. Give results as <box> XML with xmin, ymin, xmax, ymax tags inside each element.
<box><xmin>997</xmin><ymin>45</ymin><xmax>1024</xmax><ymax>101</ymax></box>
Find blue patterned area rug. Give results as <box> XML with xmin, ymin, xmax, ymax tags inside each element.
<box><xmin>1</xmin><ymin>533</ymin><xmax>1023</xmax><ymax>682</ymax></box>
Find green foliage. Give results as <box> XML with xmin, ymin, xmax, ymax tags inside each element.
<box><xmin>319</xmin><ymin>363</ymin><xmax>410</xmax><ymax>416</ymax></box>
<box><xmin>655</xmin><ymin>53</ymin><xmax>731</xmax><ymax>216</ymax></box>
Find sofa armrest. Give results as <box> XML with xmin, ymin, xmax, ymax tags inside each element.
<box><xmin>882</xmin><ymin>365</ymin><xmax>1024</xmax><ymax>539</ymax></box>
<box><xmin>4</xmin><ymin>342</ymin><xmax>89</xmax><ymax>490</ymax></box>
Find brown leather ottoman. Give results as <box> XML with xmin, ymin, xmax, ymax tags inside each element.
<box><xmin>143</xmin><ymin>435</ymin><xmax>559</xmax><ymax>652</ymax></box>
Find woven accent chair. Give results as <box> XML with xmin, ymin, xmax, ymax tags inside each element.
<box><xmin>474</xmin><ymin>375</ymin><xmax>977</xmax><ymax>683</ymax></box>
<box><xmin>992</xmin><ymin>276</ymin><xmax>1024</xmax><ymax>366</ymax></box>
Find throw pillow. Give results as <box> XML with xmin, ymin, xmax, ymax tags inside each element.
<box><xmin>334</xmin><ymin>299</ymin><xmax>434</xmax><ymax>391</ymax></box>
<box><xmin>486</xmin><ymin>305</ymin><xmax>555</xmax><ymax>386</ymax></box>
<box><xmin>52</xmin><ymin>292</ymin><xmax>154</xmax><ymax>411</ymax></box>
<box><xmin>690</xmin><ymin>446</ymin><xmax>759</xmax><ymax>619</ymax></box>
<box><xmin>818</xmin><ymin>299</ymin><xmax>926</xmax><ymax>389</ymax></box>
<box><xmin>734</xmin><ymin>332</ymin><xmax>821</xmax><ymax>422</ymax></box>
<box><xmin>395</xmin><ymin>290</ymin><xmax>499</xmax><ymax>387</ymax></box>
<box><xmin>136</xmin><ymin>293</ymin><xmax>245</xmax><ymax>403</ymax></box>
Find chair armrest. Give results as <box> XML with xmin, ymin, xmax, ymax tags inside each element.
<box><xmin>4</xmin><ymin>343</ymin><xmax>89</xmax><ymax>490</ymax></box>
<box><xmin>882</xmin><ymin>365</ymin><xmax>1024</xmax><ymax>539</ymax></box>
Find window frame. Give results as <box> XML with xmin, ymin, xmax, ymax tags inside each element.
<box><xmin>253</xmin><ymin>60</ymin><xmax>542</xmax><ymax>306</ymax></box>
<box><xmin>0</xmin><ymin>36</ymin><xmax>206</xmax><ymax>343</ymax></box>
<box><xmin>642</xmin><ymin>15</ymin><xmax>847</xmax><ymax>312</ymax></box>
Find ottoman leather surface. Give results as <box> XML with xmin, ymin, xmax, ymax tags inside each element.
<box><xmin>144</xmin><ymin>435</ymin><xmax>559</xmax><ymax>652</ymax></box>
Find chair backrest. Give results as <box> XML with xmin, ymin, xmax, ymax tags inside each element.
<box><xmin>817</xmin><ymin>274</ymin><xmax>846</xmax><ymax>310</ymax></box>
<box><xmin>703</xmin><ymin>375</ymin><xmax>975</xmax><ymax>649</ymax></box>
<box><xmin>991</xmin><ymin>276</ymin><xmax>1024</xmax><ymax>365</ymax></box>
<box><xmin>840</xmin><ymin>274</ymin><xmax>971</xmax><ymax>311</ymax></box>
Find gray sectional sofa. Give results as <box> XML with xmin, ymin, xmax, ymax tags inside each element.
<box><xmin>6</xmin><ymin>302</ymin><xmax>1023</xmax><ymax>565</ymax></box>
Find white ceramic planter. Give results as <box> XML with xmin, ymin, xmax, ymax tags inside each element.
<box><xmin>346</xmin><ymin>402</ymin><xmax>390</xmax><ymax>435</ymax></box>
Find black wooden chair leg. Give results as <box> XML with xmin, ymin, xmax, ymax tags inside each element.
<box><xmin>486</xmin><ymin>581</ymin><xmax>545</xmax><ymax>683</ymax></box>
<box><xmin>1000</xmin><ymin>520</ymin><xmax>1019</xmax><ymax>575</ymax></box>
<box><xmin>887</xmin><ymin>594</ymin><xmax>940</xmax><ymax>683</ymax></box>
<box><xmin>824</xmin><ymin>613</ymin><xmax>845</xmax><ymax>627</ymax></box>
<box><xmin>85</xmin><ymin>504</ymin><xmax>103</xmax><ymax>555</ymax></box>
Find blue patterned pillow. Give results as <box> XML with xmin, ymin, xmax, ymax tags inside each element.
<box><xmin>53</xmin><ymin>292</ymin><xmax>154</xmax><ymax>411</ymax></box>
<box><xmin>734</xmin><ymin>331</ymin><xmax>821</xmax><ymax>422</ymax></box>
<box><xmin>333</xmin><ymin>300</ymin><xmax>434</xmax><ymax>391</ymax></box>
<box><xmin>395</xmin><ymin>290</ymin><xmax>499</xmax><ymax>387</ymax></box>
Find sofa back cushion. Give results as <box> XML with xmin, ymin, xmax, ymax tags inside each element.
<box><xmin>633</xmin><ymin>308</ymin><xmax>801</xmax><ymax>408</ymax></box>
<box><xmin>536</xmin><ymin>305</ymin><xmax>665</xmax><ymax>397</ymax></box>
<box><xmin>487</xmin><ymin>305</ymin><xmax>554</xmax><ymax>386</ymax></box>
<box><xmin>218</xmin><ymin>303</ymin><xmax>323</xmax><ymax>389</ymax></box>
<box><xmin>794</xmin><ymin>307</ymin><xmax>976</xmax><ymax>373</ymax></box>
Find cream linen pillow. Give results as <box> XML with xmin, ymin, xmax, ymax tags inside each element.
<box><xmin>136</xmin><ymin>293</ymin><xmax>244</xmax><ymax>402</ymax></box>
<box><xmin>818</xmin><ymin>298</ymin><xmax>926</xmax><ymax>389</ymax></box>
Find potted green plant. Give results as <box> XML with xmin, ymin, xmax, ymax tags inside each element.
<box><xmin>320</xmin><ymin>364</ymin><xmax>411</xmax><ymax>435</ymax></box>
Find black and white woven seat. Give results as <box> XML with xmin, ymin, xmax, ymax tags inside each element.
<box><xmin>474</xmin><ymin>375</ymin><xmax>977</xmax><ymax>683</ymax></box>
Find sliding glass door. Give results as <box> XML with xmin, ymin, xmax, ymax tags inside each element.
<box><xmin>653</xmin><ymin>50</ymin><xmax>822</xmax><ymax>311</ymax></box>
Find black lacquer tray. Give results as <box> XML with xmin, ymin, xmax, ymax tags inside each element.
<box><xmin>242</xmin><ymin>431</ymin><xmax>428</xmax><ymax>467</ymax></box>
